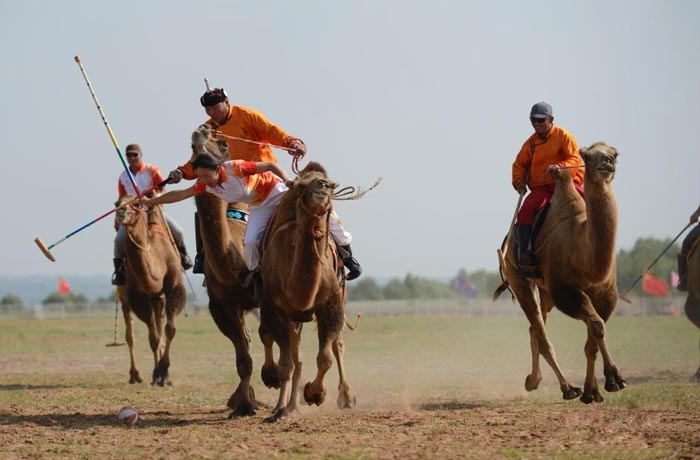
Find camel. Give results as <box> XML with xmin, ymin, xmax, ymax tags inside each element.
<box><xmin>259</xmin><ymin>161</ymin><xmax>356</xmax><ymax>423</ymax></box>
<box><xmin>189</xmin><ymin>125</ymin><xmax>279</xmax><ymax>417</ymax></box>
<box><xmin>494</xmin><ymin>142</ymin><xmax>626</xmax><ymax>404</ymax></box>
<box><xmin>115</xmin><ymin>196</ymin><xmax>186</xmax><ymax>386</ymax></box>
<box><xmin>684</xmin><ymin>241</ymin><xmax>700</xmax><ymax>381</ymax></box>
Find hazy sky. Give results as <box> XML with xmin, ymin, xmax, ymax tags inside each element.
<box><xmin>2</xmin><ymin>1</ymin><xmax>699</xmax><ymax>280</ymax></box>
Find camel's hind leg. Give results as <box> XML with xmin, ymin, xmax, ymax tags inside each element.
<box><xmin>333</xmin><ymin>334</ymin><xmax>356</xmax><ymax>409</ymax></box>
<box><xmin>511</xmin><ymin>279</ymin><xmax>582</xmax><ymax>400</ymax></box>
<box><xmin>525</xmin><ymin>290</ymin><xmax>553</xmax><ymax>391</ymax></box>
<box><xmin>684</xmin><ymin>297</ymin><xmax>700</xmax><ymax>381</ymax></box>
<box><xmin>581</xmin><ymin>329</ymin><xmax>604</xmax><ymax>404</ymax></box>
<box><xmin>120</xmin><ymin>300</ymin><xmax>142</xmax><ymax>384</ymax></box>
<box><xmin>304</xmin><ymin>307</ymin><xmax>344</xmax><ymax>407</ymax></box>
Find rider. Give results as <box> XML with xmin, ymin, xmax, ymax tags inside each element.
<box><xmin>144</xmin><ymin>152</ymin><xmax>357</xmax><ymax>297</ymax></box>
<box><xmin>112</xmin><ymin>144</ymin><xmax>192</xmax><ymax>285</ymax></box>
<box><xmin>511</xmin><ymin>102</ymin><xmax>584</xmax><ymax>273</ymax></box>
<box><xmin>677</xmin><ymin>205</ymin><xmax>700</xmax><ymax>291</ymax></box>
<box><xmin>167</xmin><ymin>87</ymin><xmax>361</xmax><ymax>280</ymax></box>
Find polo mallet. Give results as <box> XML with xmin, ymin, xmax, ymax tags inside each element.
<box><xmin>497</xmin><ymin>190</ymin><xmax>526</xmax><ymax>270</ymax></box>
<box><xmin>74</xmin><ymin>55</ymin><xmax>141</xmax><ymax>198</ymax></box>
<box><xmin>106</xmin><ymin>288</ymin><xmax>126</xmax><ymax>347</ymax></box>
<box><xmin>618</xmin><ymin>222</ymin><xmax>693</xmax><ymax>303</ymax></box>
<box><xmin>34</xmin><ymin>179</ymin><xmax>169</xmax><ymax>262</ymax></box>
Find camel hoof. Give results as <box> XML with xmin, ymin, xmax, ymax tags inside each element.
<box><xmin>524</xmin><ymin>374</ymin><xmax>541</xmax><ymax>392</ymax></box>
<box><xmin>263</xmin><ymin>408</ymin><xmax>288</xmax><ymax>423</ymax></box>
<box><xmin>337</xmin><ymin>392</ymin><xmax>356</xmax><ymax>409</ymax></box>
<box><xmin>229</xmin><ymin>403</ymin><xmax>256</xmax><ymax>419</ymax></box>
<box><xmin>303</xmin><ymin>382</ymin><xmax>326</xmax><ymax>406</ymax></box>
<box><xmin>261</xmin><ymin>364</ymin><xmax>280</xmax><ymax>389</ymax></box>
<box><xmin>604</xmin><ymin>375</ymin><xmax>626</xmax><ymax>393</ymax></box>
<box><xmin>128</xmin><ymin>375</ymin><xmax>143</xmax><ymax>384</ymax></box>
<box><xmin>580</xmin><ymin>390</ymin><xmax>604</xmax><ymax>404</ymax></box>
<box><xmin>562</xmin><ymin>387</ymin><xmax>582</xmax><ymax>400</ymax></box>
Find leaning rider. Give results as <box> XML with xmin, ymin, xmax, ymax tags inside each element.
<box><xmin>677</xmin><ymin>205</ymin><xmax>700</xmax><ymax>291</ymax></box>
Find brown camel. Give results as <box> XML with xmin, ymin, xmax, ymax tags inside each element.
<box><xmin>494</xmin><ymin>142</ymin><xmax>626</xmax><ymax>404</ymax></box>
<box><xmin>189</xmin><ymin>125</ymin><xmax>278</xmax><ymax>417</ymax></box>
<box><xmin>259</xmin><ymin>161</ymin><xmax>356</xmax><ymax>423</ymax></box>
<box><xmin>115</xmin><ymin>196</ymin><xmax>186</xmax><ymax>386</ymax></box>
<box><xmin>684</xmin><ymin>241</ymin><xmax>700</xmax><ymax>381</ymax></box>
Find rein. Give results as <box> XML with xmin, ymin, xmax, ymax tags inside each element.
<box><xmin>331</xmin><ymin>177</ymin><xmax>382</xmax><ymax>201</ymax></box>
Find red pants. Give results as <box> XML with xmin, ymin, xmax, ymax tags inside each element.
<box><xmin>517</xmin><ymin>183</ymin><xmax>585</xmax><ymax>225</ymax></box>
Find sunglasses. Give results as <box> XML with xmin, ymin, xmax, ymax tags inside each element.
<box><xmin>530</xmin><ymin>117</ymin><xmax>549</xmax><ymax>124</ymax></box>
<box><xmin>126</xmin><ymin>152</ymin><xmax>140</xmax><ymax>158</ymax></box>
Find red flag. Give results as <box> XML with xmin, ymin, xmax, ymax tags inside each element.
<box><xmin>642</xmin><ymin>273</ymin><xmax>669</xmax><ymax>297</ymax></box>
<box><xmin>58</xmin><ymin>278</ymin><xmax>71</xmax><ymax>296</ymax></box>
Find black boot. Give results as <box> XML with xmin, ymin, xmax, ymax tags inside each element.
<box><xmin>516</xmin><ymin>224</ymin><xmax>537</xmax><ymax>272</ymax></box>
<box><xmin>678</xmin><ymin>253</ymin><xmax>688</xmax><ymax>292</ymax></box>
<box><xmin>178</xmin><ymin>246</ymin><xmax>193</xmax><ymax>271</ymax></box>
<box><xmin>341</xmin><ymin>244</ymin><xmax>362</xmax><ymax>281</ymax></box>
<box><xmin>192</xmin><ymin>250</ymin><xmax>205</xmax><ymax>274</ymax></box>
<box><xmin>112</xmin><ymin>258</ymin><xmax>126</xmax><ymax>286</ymax></box>
<box><xmin>252</xmin><ymin>271</ymin><xmax>264</xmax><ymax>302</ymax></box>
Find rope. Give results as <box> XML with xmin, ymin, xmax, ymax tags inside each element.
<box><xmin>331</xmin><ymin>177</ymin><xmax>382</xmax><ymax>201</ymax></box>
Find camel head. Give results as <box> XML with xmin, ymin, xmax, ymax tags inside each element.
<box><xmin>287</xmin><ymin>162</ymin><xmax>337</xmax><ymax>216</ymax></box>
<box><xmin>115</xmin><ymin>196</ymin><xmax>146</xmax><ymax>227</ymax></box>
<box><xmin>191</xmin><ymin>124</ymin><xmax>229</xmax><ymax>161</ymax></box>
<box><xmin>581</xmin><ymin>142</ymin><xmax>618</xmax><ymax>185</ymax></box>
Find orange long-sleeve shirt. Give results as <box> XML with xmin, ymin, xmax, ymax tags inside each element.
<box><xmin>512</xmin><ymin>124</ymin><xmax>583</xmax><ymax>190</ymax></box>
<box><xmin>179</xmin><ymin>105</ymin><xmax>300</xmax><ymax>180</ymax></box>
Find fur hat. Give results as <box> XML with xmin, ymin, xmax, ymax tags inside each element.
<box><xmin>200</xmin><ymin>88</ymin><xmax>228</xmax><ymax>107</ymax></box>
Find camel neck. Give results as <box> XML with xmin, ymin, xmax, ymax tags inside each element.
<box><xmin>583</xmin><ymin>180</ymin><xmax>618</xmax><ymax>281</ymax></box>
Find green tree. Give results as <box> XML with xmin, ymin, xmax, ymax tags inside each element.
<box><xmin>348</xmin><ymin>278</ymin><xmax>384</xmax><ymax>301</ymax></box>
<box><xmin>383</xmin><ymin>279</ymin><xmax>411</xmax><ymax>299</ymax></box>
<box><xmin>42</xmin><ymin>291</ymin><xmax>89</xmax><ymax>304</ymax></box>
<box><xmin>1</xmin><ymin>293</ymin><xmax>24</xmax><ymax>307</ymax></box>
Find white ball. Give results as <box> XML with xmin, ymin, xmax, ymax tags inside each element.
<box><xmin>117</xmin><ymin>406</ymin><xmax>138</xmax><ymax>425</ymax></box>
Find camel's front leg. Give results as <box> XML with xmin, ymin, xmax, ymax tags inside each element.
<box><xmin>263</xmin><ymin>309</ymin><xmax>295</xmax><ymax>423</ymax></box>
<box><xmin>259</xmin><ymin>318</ymin><xmax>280</xmax><ymax>389</ymax></box>
<box><xmin>152</xmin><ymin>296</ymin><xmax>174</xmax><ymax>387</ymax></box>
<box><xmin>580</xmin><ymin>330</ymin><xmax>604</xmax><ymax>404</ymax></box>
<box><xmin>332</xmin><ymin>334</ymin><xmax>356</xmax><ymax>409</ymax></box>
<box><xmin>304</xmin><ymin>309</ymin><xmax>343</xmax><ymax>406</ymax></box>
<box><xmin>287</xmin><ymin>322</ymin><xmax>304</xmax><ymax>414</ymax></box>
<box><xmin>121</xmin><ymin>302</ymin><xmax>142</xmax><ymax>384</ymax></box>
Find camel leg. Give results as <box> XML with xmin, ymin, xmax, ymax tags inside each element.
<box><xmin>151</xmin><ymin>295</ymin><xmax>172</xmax><ymax>387</ymax></box>
<box><xmin>510</xmin><ymin>278</ymin><xmax>581</xmax><ymax>399</ymax></box>
<box><xmin>525</xmin><ymin>324</ymin><xmax>542</xmax><ymax>391</ymax></box>
<box><xmin>121</xmin><ymin>302</ymin><xmax>142</xmax><ymax>384</ymax></box>
<box><xmin>146</xmin><ymin>306</ymin><xmax>162</xmax><ymax>385</ymax></box>
<box><xmin>208</xmin><ymin>299</ymin><xmax>260</xmax><ymax>417</ymax></box>
<box><xmin>304</xmin><ymin>307</ymin><xmax>343</xmax><ymax>406</ymax></box>
<box><xmin>287</xmin><ymin>322</ymin><xmax>304</xmax><ymax>414</ymax></box>
<box><xmin>684</xmin><ymin>297</ymin><xmax>700</xmax><ymax>382</ymax></box>
<box><xmin>263</xmin><ymin>306</ymin><xmax>294</xmax><ymax>423</ymax></box>
<box><xmin>333</xmin><ymin>334</ymin><xmax>356</xmax><ymax>409</ymax></box>
<box><xmin>557</xmin><ymin>286</ymin><xmax>626</xmax><ymax>396</ymax></box>
<box><xmin>580</xmin><ymin>330</ymin><xmax>604</xmax><ymax>404</ymax></box>
<box><xmin>259</xmin><ymin>317</ymin><xmax>280</xmax><ymax>389</ymax></box>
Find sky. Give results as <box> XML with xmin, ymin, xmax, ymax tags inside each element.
<box><xmin>1</xmin><ymin>0</ymin><xmax>699</xmax><ymax>280</ymax></box>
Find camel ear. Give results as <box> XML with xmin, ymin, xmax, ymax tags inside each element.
<box><xmin>579</xmin><ymin>147</ymin><xmax>590</xmax><ymax>162</ymax></box>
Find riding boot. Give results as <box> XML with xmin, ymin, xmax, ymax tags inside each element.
<box><xmin>678</xmin><ymin>253</ymin><xmax>688</xmax><ymax>292</ymax></box>
<box><xmin>341</xmin><ymin>244</ymin><xmax>362</xmax><ymax>281</ymax></box>
<box><xmin>192</xmin><ymin>212</ymin><xmax>205</xmax><ymax>274</ymax></box>
<box><xmin>178</xmin><ymin>246</ymin><xmax>193</xmax><ymax>271</ymax></box>
<box><xmin>112</xmin><ymin>258</ymin><xmax>126</xmax><ymax>286</ymax></box>
<box><xmin>516</xmin><ymin>224</ymin><xmax>537</xmax><ymax>271</ymax></box>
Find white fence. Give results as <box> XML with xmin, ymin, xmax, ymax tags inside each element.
<box><xmin>0</xmin><ymin>296</ymin><xmax>688</xmax><ymax>320</ymax></box>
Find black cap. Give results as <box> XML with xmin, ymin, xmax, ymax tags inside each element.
<box><xmin>530</xmin><ymin>102</ymin><xmax>553</xmax><ymax>119</ymax></box>
<box><xmin>200</xmin><ymin>88</ymin><xmax>228</xmax><ymax>107</ymax></box>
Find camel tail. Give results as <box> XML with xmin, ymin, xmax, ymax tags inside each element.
<box><xmin>493</xmin><ymin>282</ymin><xmax>510</xmax><ymax>302</ymax></box>
<box><xmin>345</xmin><ymin>312</ymin><xmax>362</xmax><ymax>331</ymax></box>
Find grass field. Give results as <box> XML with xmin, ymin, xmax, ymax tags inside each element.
<box><xmin>1</xmin><ymin>310</ymin><xmax>700</xmax><ymax>459</ymax></box>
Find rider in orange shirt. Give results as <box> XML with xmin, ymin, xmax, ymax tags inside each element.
<box><xmin>512</xmin><ymin>102</ymin><xmax>584</xmax><ymax>273</ymax></box>
<box><xmin>167</xmin><ymin>88</ymin><xmax>361</xmax><ymax>280</ymax></box>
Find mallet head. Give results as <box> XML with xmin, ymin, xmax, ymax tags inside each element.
<box><xmin>34</xmin><ymin>237</ymin><xmax>56</xmax><ymax>262</ymax></box>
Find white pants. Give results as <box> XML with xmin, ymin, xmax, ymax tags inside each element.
<box><xmin>243</xmin><ymin>200</ymin><xmax>352</xmax><ymax>271</ymax></box>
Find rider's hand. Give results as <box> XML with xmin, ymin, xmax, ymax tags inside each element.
<box><xmin>168</xmin><ymin>169</ymin><xmax>183</xmax><ymax>184</ymax></box>
<box><xmin>690</xmin><ymin>212</ymin><xmax>700</xmax><ymax>224</ymax></box>
<box><xmin>515</xmin><ymin>182</ymin><xmax>527</xmax><ymax>195</ymax></box>
<box><xmin>288</xmin><ymin>139</ymin><xmax>306</xmax><ymax>158</ymax></box>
